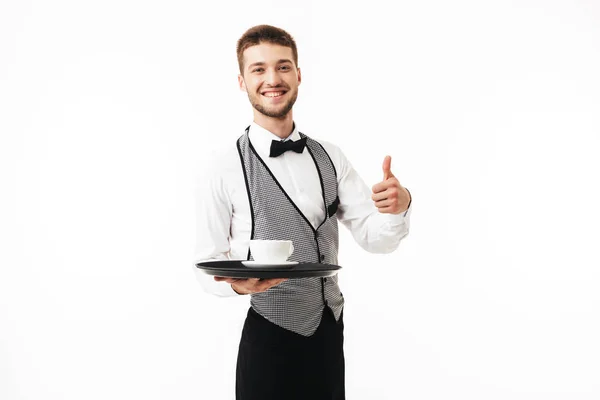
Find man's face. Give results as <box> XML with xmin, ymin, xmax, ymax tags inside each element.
<box><xmin>238</xmin><ymin>43</ymin><xmax>301</xmax><ymax>119</ymax></box>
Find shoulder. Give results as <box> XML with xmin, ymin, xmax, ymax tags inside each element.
<box><xmin>304</xmin><ymin>134</ymin><xmax>350</xmax><ymax>176</ymax></box>
<box><xmin>314</xmin><ymin>138</ymin><xmax>342</xmax><ymax>157</ymax></box>
<box><xmin>195</xmin><ymin>141</ymin><xmax>242</xmax><ymax>188</ymax></box>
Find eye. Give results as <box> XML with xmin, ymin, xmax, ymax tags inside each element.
<box><xmin>279</xmin><ymin>65</ymin><xmax>291</xmax><ymax>71</ymax></box>
<box><xmin>252</xmin><ymin>68</ymin><xmax>264</xmax><ymax>73</ymax></box>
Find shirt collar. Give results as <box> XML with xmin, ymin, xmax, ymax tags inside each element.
<box><xmin>248</xmin><ymin>121</ymin><xmax>301</xmax><ymax>157</ymax></box>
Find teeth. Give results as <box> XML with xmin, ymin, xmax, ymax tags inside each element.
<box><xmin>263</xmin><ymin>92</ymin><xmax>284</xmax><ymax>97</ymax></box>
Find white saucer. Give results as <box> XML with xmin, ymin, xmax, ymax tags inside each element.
<box><xmin>242</xmin><ymin>261</ymin><xmax>299</xmax><ymax>268</ymax></box>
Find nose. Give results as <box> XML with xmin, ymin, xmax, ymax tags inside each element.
<box><xmin>264</xmin><ymin>67</ymin><xmax>283</xmax><ymax>86</ymax></box>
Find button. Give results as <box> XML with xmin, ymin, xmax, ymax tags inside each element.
<box><xmin>314</xmin><ymin>231</ymin><xmax>319</xmax><ymax>239</ymax></box>
<box><xmin>323</xmin><ymin>277</ymin><xmax>328</xmax><ymax>282</ymax></box>
<box><xmin>320</xmin><ymin>254</ymin><xmax>325</xmax><ymax>262</ymax></box>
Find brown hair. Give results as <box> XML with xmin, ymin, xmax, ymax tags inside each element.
<box><xmin>236</xmin><ymin>25</ymin><xmax>298</xmax><ymax>74</ymax></box>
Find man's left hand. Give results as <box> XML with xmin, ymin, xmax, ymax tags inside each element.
<box><xmin>371</xmin><ymin>155</ymin><xmax>411</xmax><ymax>214</ymax></box>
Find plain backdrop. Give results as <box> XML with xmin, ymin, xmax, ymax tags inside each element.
<box><xmin>1</xmin><ymin>0</ymin><xmax>599</xmax><ymax>399</ymax></box>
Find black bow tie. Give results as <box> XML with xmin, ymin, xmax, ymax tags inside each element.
<box><xmin>269</xmin><ymin>137</ymin><xmax>307</xmax><ymax>157</ymax></box>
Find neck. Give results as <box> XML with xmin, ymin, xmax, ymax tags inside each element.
<box><xmin>253</xmin><ymin>111</ymin><xmax>295</xmax><ymax>139</ymax></box>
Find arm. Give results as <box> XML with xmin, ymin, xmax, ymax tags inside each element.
<box><xmin>193</xmin><ymin>164</ymin><xmax>239</xmax><ymax>297</ymax></box>
<box><xmin>328</xmin><ymin>145</ymin><xmax>412</xmax><ymax>253</ymax></box>
<box><xmin>193</xmin><ymin>155</ymin><xmax>288</xmax><ymax>296</ymax></box>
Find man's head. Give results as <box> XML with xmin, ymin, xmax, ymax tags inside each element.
<box><xmin>237</xmin><ymin>25</ymin><xmax>301</xmax><ymax>120</ymax></box>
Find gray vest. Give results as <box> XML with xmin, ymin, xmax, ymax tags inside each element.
<box><xmin>237</xmin><ymin>127</ymin><xmax>345</xmax><ymax>336</ymax></box>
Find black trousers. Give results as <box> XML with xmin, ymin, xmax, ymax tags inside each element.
<box><xmin>236</xmin><ymin>306</ymin><xmax>345</xmax><ymax>400</ymax></box>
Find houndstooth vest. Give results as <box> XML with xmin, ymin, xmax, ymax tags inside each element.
<box><xmin>237</xmin><ymin>127</ymin><xmax>345</xmax><ymax>337</ymax></box>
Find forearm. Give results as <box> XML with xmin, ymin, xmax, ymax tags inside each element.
<box><xmin>194</xmin><ymin>159</ymin><xmax>242</xmax><ymax>297</ymax></box>
<box><xmin>337</xmin><ymin>169</ymin><xmax>412</xmax><ymax>253</ymax></box>
<box><xmin>365</xmin><ymin>204</ymin><xmax>411</xmax><ymax>253</ymax></box>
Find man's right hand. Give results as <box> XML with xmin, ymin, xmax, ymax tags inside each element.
<box><xmin>213</xmin><ymin>277</ymin><xmax>287</xmax><ymax>295</ymax></box>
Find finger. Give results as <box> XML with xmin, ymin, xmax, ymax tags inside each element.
<box><xmin>245</xmin><ymin>278</ymin><xmax>262</xmax><ymax>290</ymax></box>
<box><xmin>372</xmin><ymin>178</ymin><xmax>397</xmax><ymax>194</ymax></box>
<box><xmin>377</xmin><ymin>205</ymin><xmax>398</xmax><ymax>214</ymax></box>
<box><xmin>374</xmin><ymin>198</ymin><xmax>395</xmax><ymax>209</ymax></box>
<box><xmin>371</xmin><ymin>187</ymin><xmax>398</xmax><ymax>202</ymax></box>
<box><xmin>263</xmin><ymin>278</ymin><xmax>285</xmax><ymax>283</ymax></box>
<box><xmin>231</xmin><ymin>279</ymin><xmax>259</xmax><ymax>294</ymax></box>
<box><xmin>371</xmin><ymin>180</ymin><xmax>386</xmax><ymax>194</ymax></box>
<box><xmin>260</xmin><ymin>278</ymin><xmax>285</xmax><ymax>286</ymax></box>
<box><xmin>371</xmin><ymin>191</ymin><xmax>386</xmax><ymax>201</ymax></box>
<box><xmin>382</xmin><ymin>155</ymin><xmax>393</xmax><ymax>180</ymax></box>
<box><xmin>257</xmin><ymin>278</ymin><xmax>287</xmax><ymax>292</ymax></box>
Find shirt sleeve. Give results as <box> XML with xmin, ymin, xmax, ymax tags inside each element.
<box><xmin>326</xmin><ymin>143</ymin><xmax>412</xmax><ymax>254</ymax></box>
<box><xmin>193</xmin><ymin>159</ymin><xmax>239</xmax><ymax>297</ymax></box>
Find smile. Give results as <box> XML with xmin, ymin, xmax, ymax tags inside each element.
<box><xmin>261</xmin><ymin>91</ymin><xmax>286</xmax><ymax>98</ymax></box>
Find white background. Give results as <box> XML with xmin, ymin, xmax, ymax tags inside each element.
<box><xmin>1</xmin><ymin>0</ymin><xmax>599</xmax><ymax>399</ymax></box>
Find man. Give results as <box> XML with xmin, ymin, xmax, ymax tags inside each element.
<box><xmin>195</xmin><ymin>24</ymin><xmax>412</xmax><ymax>400</ymax></box>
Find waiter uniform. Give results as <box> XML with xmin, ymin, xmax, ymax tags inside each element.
<box><xmin>194</xmin><ymin>122</ymin><xmax>412</xmax><ymax>400</ymax></box>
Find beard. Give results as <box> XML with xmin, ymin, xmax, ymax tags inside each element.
<box><xmin>248</xmin><ymin>87</ymin><xmax>298</xmax><ymax>119</ymax></box>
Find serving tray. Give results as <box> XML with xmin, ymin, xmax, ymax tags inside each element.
<box><xmin>196</xmin><ymin>260</ymin><xmax>342</xmax><ymax>279</ymax></box>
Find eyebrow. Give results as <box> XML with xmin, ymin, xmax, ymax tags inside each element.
<box><xmin>247</xmin><ymin>59</ymin><xmax>294</xmax><ymax>70</ymax></box>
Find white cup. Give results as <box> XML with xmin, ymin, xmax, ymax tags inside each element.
<box><xmin>249</xmin><ymin>240</ymin><xmax>294</xmax><ymax>263</ymax></box>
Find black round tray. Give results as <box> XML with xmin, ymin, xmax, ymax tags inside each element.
<box><xmin>196</xmin><ymin>260</ymin><xmax>341</xmax><ymax>279</ymax></box>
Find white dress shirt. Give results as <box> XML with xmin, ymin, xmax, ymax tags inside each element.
<box><xmin>194</xmin><ymin>122</ymin><xmax>412</xmax><ymax>297</ymax></box>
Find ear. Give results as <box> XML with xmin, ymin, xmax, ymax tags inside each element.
<box><xmin>238</xmin><ymin>74</ymin><xmax>247</xmax><ymax>92</ymax></box>
<box><xmin>297</xmin><ymin>67</ymin><xmax>302</xmax><ymax>86</ymax></box>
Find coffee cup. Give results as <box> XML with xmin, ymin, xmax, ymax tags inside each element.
<box><xmin>249</xmin><ymin>240</ymin><xmax>294</xmax><ymax>263</ymax></box>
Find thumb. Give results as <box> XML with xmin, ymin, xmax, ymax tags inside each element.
<box><xmin>382</xmin><ymin>155</ymin><xmax>394</xmax><ymax>180</ymax></box>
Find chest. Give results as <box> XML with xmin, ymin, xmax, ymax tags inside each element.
<box><xmin>229</xmin><ymin>153</ymin><xmax>326</xmax><ymax>229</ymax></box>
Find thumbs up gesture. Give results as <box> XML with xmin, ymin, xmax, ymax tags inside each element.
<box><xmin>371</xmin><ymin>155</ymin><xmax>411</xmax><ymax>214</ymax></box>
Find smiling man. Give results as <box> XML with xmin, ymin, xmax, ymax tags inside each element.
<box><xmin>195</xmin><ymin>25</ymin><xmax>412</xmax><ymax>400</ymax></box>
<box><xmin>241</xmin><ymin>43</ymin><xmax>298</xmax><ymax>121</ymax></box>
